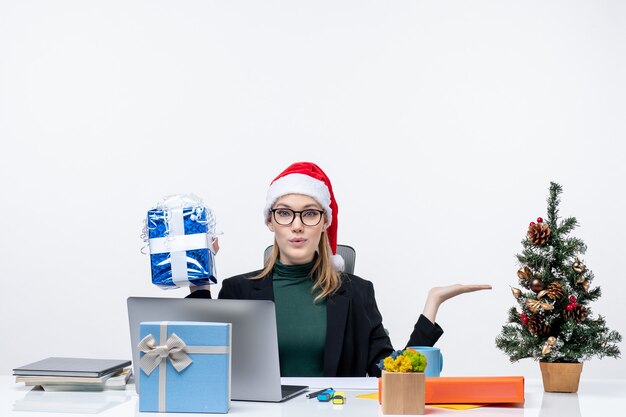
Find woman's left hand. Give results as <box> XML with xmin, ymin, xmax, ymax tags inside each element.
<box><xmin>428</xmin><ymin>284</ymin><xmax>492</xmax><ymax>303</ymax></box>
<box><xmin>422</xmin><ymin>283</ymin><xmax>492</xmax><ymax>324</ymax></box>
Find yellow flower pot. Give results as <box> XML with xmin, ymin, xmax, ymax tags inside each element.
<box><xmin>381</xmin><ymin>370</ymin><xmax>425</xmax><ymax>415</ymax></box>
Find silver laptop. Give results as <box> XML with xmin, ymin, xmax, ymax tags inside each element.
<box><xmin>127</xmin><ymin>297</ymin><xmax>308</xmax><ymax>402</ymax></box>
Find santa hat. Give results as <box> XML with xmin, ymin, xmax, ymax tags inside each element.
<box><xmin>264</xmin><ymin>162</ymin><xmax>344</xmax><ymax>271</ymax></box>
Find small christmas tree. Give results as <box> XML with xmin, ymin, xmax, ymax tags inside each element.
<box><xmin>496</xmin><ymin>182</ymin><xmax>621</xmax><ymax>364</ymax></box>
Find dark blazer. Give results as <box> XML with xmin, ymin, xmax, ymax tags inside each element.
<box><xmin>188</xmin><ymin>270</ymin><xmax>443</xmax><ymax>377</ymax></box>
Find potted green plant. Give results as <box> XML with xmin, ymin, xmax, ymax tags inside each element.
<box><xmin>495</xmin><ymin>183</ymin><xmax>622</xmax><ymax>392</ymax></box>
<box><xmin>378</xmin><ymin>349</ymin><xmax>427</xmax><ymax>415</ymax></box>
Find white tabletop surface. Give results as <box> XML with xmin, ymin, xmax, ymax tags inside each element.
<box><xmin>2</xmin><ymin>375</ymin><xmax>625</xmax><ymax>417</ymax></box>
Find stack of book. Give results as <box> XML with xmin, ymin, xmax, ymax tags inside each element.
<box><xmin>13</xmin><ymin>386</ymin><xmax>133</xmax><ymax>413</ymax></box>
<box><xmin>13</xmin><ymin>357</ymin><xmax>132</xmax><ymax>391</ymax></box>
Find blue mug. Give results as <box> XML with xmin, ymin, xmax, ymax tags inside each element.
<box><xmin>407</xmin><ymin>346</ymin><xmax>443</xmax><ymax>377</ymax></box>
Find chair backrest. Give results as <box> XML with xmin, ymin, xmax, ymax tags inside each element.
<box><xmin>263</xmin><ymin>244</ymin><xmax>356</xmax><ymax>275</ymax></box>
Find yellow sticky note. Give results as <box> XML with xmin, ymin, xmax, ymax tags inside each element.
<box><xmin>354</xmin><ymin>393</ymin><xmax>486</xmax><ymax>410</ymax></box>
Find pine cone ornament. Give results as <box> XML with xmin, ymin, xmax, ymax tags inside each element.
<box><xmin>528</xmin><ymin>222</ymin><xmax>551</xmax><ymax>246</ymax></box>
<box><xmin>527</xmin><ymin>315</ymin><xmax>550</xmax><ymax>336</ymax></box>
<box><xmin>564</xmin><ymin>305</ymin><xmax>589</xmax><ymax>322</ymax></box>
<box><xmin>538</xmin><ymin>282</ymin><xmax>565</xmax><ymax>301</ymax></box>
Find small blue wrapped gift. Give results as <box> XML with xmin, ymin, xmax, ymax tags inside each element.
<box><xmin>143</xmin><ymin>194</ymin><xmax>217</xmax><ymax>289</ymax></box>
<box><xmin>138</xmin><ymin>321</ymin><xmax>231</xmax><ymax>413</ymax></box>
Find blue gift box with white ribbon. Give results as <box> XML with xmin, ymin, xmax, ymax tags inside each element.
<box><xmin>144</xmin><ymin>194</ymin><xmax>217</xmax><ymax>288</ymax></box>
<box><xmin>138</xmin><ymin>321</ymin><xmax>231</xmax><ymax>413</ymax></box>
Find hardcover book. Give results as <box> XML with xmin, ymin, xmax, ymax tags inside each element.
<box><xmin>13</xmin><ymin>357</ymin><xmax>131</xmax><ymax>378</ymax></box>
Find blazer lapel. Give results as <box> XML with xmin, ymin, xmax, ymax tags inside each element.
<box><xmin>251</xmin><ymin>274</ymin><xmax>275</xmax><ymax>301</ymax></box>
<box><xmin>324</xmin><ymin>288</ymin><xmax>349</xmax><ymax>376</ymax></box>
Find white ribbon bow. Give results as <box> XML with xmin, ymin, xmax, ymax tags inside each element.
<box><xmin>138</xmin><ymin>333</ymin><xmax>193</xmax><ymax>375</ymax></box>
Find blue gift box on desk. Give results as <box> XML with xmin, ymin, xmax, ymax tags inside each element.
<box><xmin>144</xmin><ymin>194</ymin><xmax>217</xmax><ymax>289</ymax></box>
<box><xmin>138</xmin><ymin>321</ymin><xmax>231</xmax><ymax>413</ymax></box>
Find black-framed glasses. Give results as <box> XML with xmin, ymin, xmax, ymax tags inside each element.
<box><xmin>271</xmin><ymin>208</ymin><xmax>325</xmax><ymax>226</ymax></box>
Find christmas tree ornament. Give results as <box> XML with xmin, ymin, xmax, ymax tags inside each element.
<box><xmin>572</xmin><ymin>257</ymin><xmax>586</xmax><ymax>274</ymax></box>
<box><xmin>543</xmin><ymin>282</ymin><xmax>565</xmax><ymax>300</ymax></box>
<box><xmin>526</xmin><ymin>299</ymin><xmax>540</xmax><ymax>312</ymax></box>
<box><xmin>576</xmin><ymin>306</ymin><xmax>589</xmax><ymax>322</ymax></box>
<box><xmin>541</xmin><ymin>342</ymin><xmax>552</xmax><ymax>355</ymax></box>
<box><xmin>510</xmin><ymin>287</ymin><xmax>522</xmax><ymax>299</ymax></box>
<box><xmin>530</xmin><ymin>278</ymin><xmax>546</xmax><ymax>293</ymax></box>
<box><xmin>520</xmin><ymin>312</ymin><xmax>529</xmax><ymax>325</ymax></box>
<box><xmin>537</xmin><ymin>217</ymin><xmax>543</xmax><ymax>223</ymax></box>
<box><xmin>526</xmin><ymin>299</ymin><xmax>554</xmax><ymax>313</ymax></box>
<box><xmin>517</xmin><ymin>266</ymin><xmax>532</xmax><ymax>281</ymax></box>
<box><xmin>527</xmin><ymin>222</ymin><xmax>551</xmax><ymax>246</ymax></box>
<box><xmin>541</xmin><ymin>336</ymin><xmax>557</xmax><ymax>355</ymax></box>
<box><xmin>565</xmin><ymin>299</ymin><xmax>578</xmax><ymax>311</ymax></box>
<box><xmin>564</xmin><ymin>305</ymin><xmax>589</xmax><ymax>322</ymax></box>
<box><xmin>580</xmin><ymin>279</ymin><xmax>590</xmax><ymax>292</ymax></box>
<box><xmin>527</xmin><ymin>315</ymin><xmax>550</xmax><ymax>336</ymax></box>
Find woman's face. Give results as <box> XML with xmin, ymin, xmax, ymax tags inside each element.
<box><xmin>268</xmin><ymin>194</ymin><xmax>328</xmax><ymax>265</ymax></box>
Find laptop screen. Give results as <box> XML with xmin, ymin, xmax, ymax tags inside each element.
<box><xmin>127</xmin><ymin>297</ymin><xmax>305</xmax><ymax>402</ymax></box>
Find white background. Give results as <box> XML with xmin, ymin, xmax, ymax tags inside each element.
<box><xmin>1</xmin><ymin>0</ymin><xmax>624</xmax><ymax>379</ymax></box>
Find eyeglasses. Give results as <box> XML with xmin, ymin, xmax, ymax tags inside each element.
<box><xmin>271</xmin><ymin>208</ymin><xmax>325</xmax><ymax>226</ymax></box>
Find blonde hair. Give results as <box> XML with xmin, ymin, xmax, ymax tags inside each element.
<box><xmin>253</xmin><ymin>231</ymin><xmax>342</xmax><ymax>302</ymax></box>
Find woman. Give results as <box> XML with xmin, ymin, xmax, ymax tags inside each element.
<box><xmin>189</xmin><ymin>161</ymin><xmax>491</xmax><ymax>377</ymax></box>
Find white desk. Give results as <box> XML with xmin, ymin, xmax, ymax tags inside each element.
<box><xmin>1</xmin><ymin>376</ymin><xmax>625</xmax><ymax>416</ymax></box>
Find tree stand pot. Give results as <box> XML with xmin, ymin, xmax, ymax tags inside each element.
<box><xmin>381</xmin><ymin>371</ymin><xmax>425</xmax><ymax>415</ymax></box>
<box><xmin>539</xmin><ymin>361</ymin><xmax>583</xmax><ymax>393</ymax></box>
